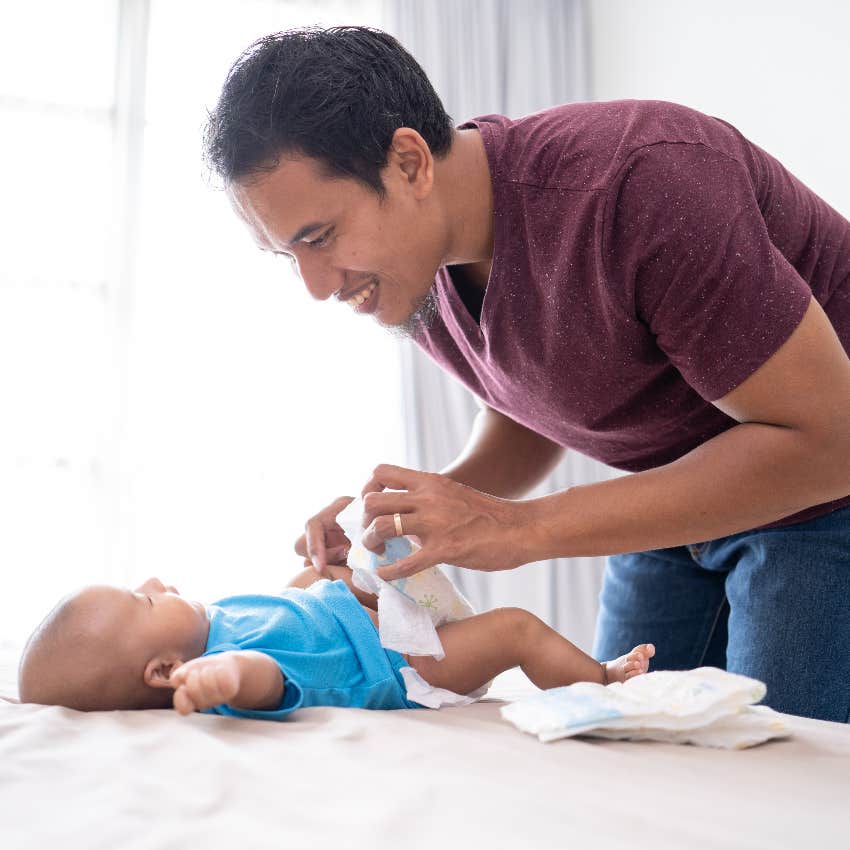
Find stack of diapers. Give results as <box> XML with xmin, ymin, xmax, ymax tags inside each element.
<box><xmin>337</xmin><ymin>499</ymin><xmax>483</xmax><ymax>708</ymax></box>
<box><xmin>501</xmin><ymin>667</ymin><xmax>792</xmax><ymax>749</ymax></box>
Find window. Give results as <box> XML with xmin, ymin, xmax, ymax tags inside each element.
<box><xmin>1</xmin><ymin>0</ymin><xmax>402</xmax><ymax>652</ymax></box>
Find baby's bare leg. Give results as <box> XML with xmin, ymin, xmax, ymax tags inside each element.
<box><xmin>404</xmin><ymin>609</ymin><xmax>529</xmax><ymax>695</ymax></box>
<box><xmin>287</xmin><ymin>564</ymin><xmax>378</xmax><ymax>611</ymax></box>
<box><xmin>408</xmin><ymin>608</ymin><xmax>654</xmax><ymax>694</ymax></box>
<box><xmin>406</xmin><ymin>608</ymin><xmax>605</xmax><ymax>694</ymax></box>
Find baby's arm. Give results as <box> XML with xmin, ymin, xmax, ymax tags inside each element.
<box><xmin>169</xmin><ymin>650</ymin><xmax>284</xmax><ymax>715</ymax></box>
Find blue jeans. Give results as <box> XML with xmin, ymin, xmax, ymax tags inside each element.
<box><xmin>592</xmin><ymin>505</ymin><xmax>850</xmax><ymax>722</ymax></box>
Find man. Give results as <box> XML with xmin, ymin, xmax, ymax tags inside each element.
<box><xmin>205</xmin><ymin>27</ymin><xmax>850</xmax><ymax>721</ymax></box>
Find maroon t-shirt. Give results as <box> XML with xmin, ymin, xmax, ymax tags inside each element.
<box><xmin>414</xmin><ymin>100</ymin><xmax>850</xmax><ymax>529</ymax></box>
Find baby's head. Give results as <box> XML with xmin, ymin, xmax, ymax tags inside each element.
<box><xmin>18</xmin><ymin>578</ymin><xmax>210</xmax><ymax>711</ymax></box>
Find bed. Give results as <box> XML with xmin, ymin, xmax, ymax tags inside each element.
<box><xmin>1</xmin><ymin>658</ymin><xmax>848</xmax><ymax>850</ymax></box>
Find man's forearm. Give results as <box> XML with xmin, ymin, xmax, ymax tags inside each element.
<box><xmin>523</xmin><ymin>421</ymin><xmax>850</xmax><ymax>560</ymax></box>
<box><xmin>441</xmin><ymin>406</ymin><xmax>565</xmax><ymax>499</ymax></box>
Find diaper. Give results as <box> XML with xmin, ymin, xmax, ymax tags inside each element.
<box><xmin>337</xmin><ymin>498</ymin><xmax>484</xmax><ymax>708</ymax></box>
<box><xmin>500</xmin><ymin>667</ymin><xmax>792</xmax><ymax>749</ymax></box>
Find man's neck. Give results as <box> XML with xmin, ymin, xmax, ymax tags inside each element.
<box><xmin>437</xmin><ymin>128</ymin><xmax>495</xmax><ymax>281</ymax></box>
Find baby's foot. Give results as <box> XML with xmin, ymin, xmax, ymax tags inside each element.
<box><xmin>603</xmin><ymin>644</ymin><xmax>655</xmax><ymax>684</ymax></box>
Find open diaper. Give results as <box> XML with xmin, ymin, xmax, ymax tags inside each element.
<box><xmin>500</xmin><ymin>667</ymin><xmax>792</xmax><ymax>749</ymax></box>
<box><xmin>337</xmin><ymin>498</ymin><xmax>483</xmax><ymax>708</ymax></box>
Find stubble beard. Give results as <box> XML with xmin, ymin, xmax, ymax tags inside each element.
<box><xmin>385</xmin><ymin>284</ymin><xmax>439</xmax><ymax>340</ymax></box>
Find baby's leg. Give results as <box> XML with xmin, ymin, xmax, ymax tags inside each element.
<box><xmin>404</xmin><ymin>609</ymin><xmax>531</xmax><ymax>695</ymax></box>
<box><xmin>288</xmin><ymin>565</ymin><xmax>379</xmax><ymax>628</ymax></box>
<box><xmin>287</xmin><ymin>564</ymin><xmax>378</xmax><ymax>611</ymax></box>
<box><xmin>407</xmin><ymin>608</ymin><xmax>654</xmax><ymax>694</ymax></box>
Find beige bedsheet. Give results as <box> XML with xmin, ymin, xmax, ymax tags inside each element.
<box><xmin>1</xmin><ymin>670</ymin><xmax>848</xmax><ymax>850</ymax></box>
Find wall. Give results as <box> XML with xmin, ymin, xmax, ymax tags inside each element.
<box><xmin>589</xmin><ymin>0</ymin><xmax>850</xmax><ymax>217</ymax></box>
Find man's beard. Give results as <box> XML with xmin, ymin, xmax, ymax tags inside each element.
<box><xmin>385</xmin><ymin>284</ymin><xmax>439</xmax><ymax>340</ymax></box>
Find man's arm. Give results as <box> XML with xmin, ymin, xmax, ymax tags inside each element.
<box><xmin>364</xmin><ymin>298</ymin><xmax>850</xmax><ymax>580</ymax></box>
<box><xmin>527</xmin><ymin>297</ymin><xmax>850</xmax><ymax>559</ymax></box>
<box><xmin>297</xmin><ymin>409</ymin><xmax>561</xmax><ymax>575</ymax></box>
<box><xmin>440</xmin><ymin>405</ymin><xmax>566</xmax><ymax>499</ymax></box>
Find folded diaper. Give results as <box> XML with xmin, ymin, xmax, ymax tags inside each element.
<box><xmin>501</xmin><ymin>667</ymin><xmax>792</xmax><ymax>749</ymax></box>
<box><xmin>337</xmin><ymin>499</ymin><xmax>482</xmax><ymax>708</ymax></box>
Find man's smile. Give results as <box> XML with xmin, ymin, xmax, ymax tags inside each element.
<box><xmin>339</xmin><ymin>278</ymin><xmax>380</xmax><ymax>313</ymax></box>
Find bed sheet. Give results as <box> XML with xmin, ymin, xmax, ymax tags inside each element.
<box><xmin>1</xmin><ymin>668</ymin><xmax>848</xmax><ymax>850</ymax></box>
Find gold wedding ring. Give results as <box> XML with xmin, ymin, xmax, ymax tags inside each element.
<box><xmin>393</xmin><ymin>512</ymin><xmax>404</xmax><ymax>537</ymax></box>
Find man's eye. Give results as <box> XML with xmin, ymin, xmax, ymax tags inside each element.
<box><xmin>147</xmin><ymin>596</ymin><xmax>153</xmax><ymax>607</ymax></box>
<box><xmin>305</xmin><ymin>228</ymin><xmax>333</xmax><ymax>248</ymax></box>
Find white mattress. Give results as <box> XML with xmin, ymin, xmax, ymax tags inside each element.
<box><xmin>1</xmin><ymin>665</ymin><xmax>848</xmax><ymax>849</ymax></box>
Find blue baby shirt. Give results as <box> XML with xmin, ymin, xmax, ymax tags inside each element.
<box><xmin>202</xmin><ymin>579</ymin><xmax>420</xmax><ymax>720</ymax></box>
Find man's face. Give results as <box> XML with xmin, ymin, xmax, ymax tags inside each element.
<box><xmin>227</xmin><ymin>154</ymin><xmax>444</xmax><ymax>334</ymax></box>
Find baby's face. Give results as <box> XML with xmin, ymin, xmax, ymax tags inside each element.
<box><xmin>127</xmin><ymin>577</ymin><xmax>210</xmax><ymax>661</ymax></box>
<box><xmin>80</xmin><ymin>578</ymin><xmax>210</xmax><ymax>670</ymax></box>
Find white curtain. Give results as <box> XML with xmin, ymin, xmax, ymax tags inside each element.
<box><xmin>383</xmin><ymin>0</ymin><xmax>624</xmax><ymax>651</ymax></box>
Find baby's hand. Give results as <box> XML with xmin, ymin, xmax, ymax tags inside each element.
<box><xmin>168</xmin><ymin>653</ymin><xmax>242</xmax><ymax>715</ymax></box>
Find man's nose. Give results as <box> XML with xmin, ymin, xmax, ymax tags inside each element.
<box><xmin>292</xmin><ymin>252</ymin><xmax>341</xmax><ymax>301</ymax></box>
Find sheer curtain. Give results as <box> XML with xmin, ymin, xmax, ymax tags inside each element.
<box><xmin>383</xmin><ymin>0</ymin><xmax>624</xmax><ymax>650</ymax></box>
<box><xmin>0</xmin><ymin>0</ymin><xmax>395</xmax><ymax>655</ymax></box>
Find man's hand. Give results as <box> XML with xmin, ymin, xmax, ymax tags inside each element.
<box><xmin>169</xmin><ymin>654</ymin><xmax>242</xmax><ymax>715</ymax></box>
<box><xmin>360</xmin><ymin>464</ymin><xmax>536</xmax><ymax>581</ymax></box>
<box><xmin>294</xmin><ymin>496</ymin><xmax>355</xmax><ymax>577</ymax></box>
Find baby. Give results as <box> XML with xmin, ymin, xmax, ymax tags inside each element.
<box><xmin>17</xmin><ymin>563</ymin><xmax>655</xmax><ymax>717</ymax></box>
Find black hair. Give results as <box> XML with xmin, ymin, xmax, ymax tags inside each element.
<box><xmin>203</xmin><ymin>26</ymin><xmax>454</xmax><ymax>196</ymax></box>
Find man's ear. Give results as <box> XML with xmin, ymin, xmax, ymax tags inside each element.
<box><xmin>144</xmin><ymin>656</ymin><xmax>183</xmax><ymax>689</ymax></box>
<box><xmin>387</xmin><ymin>127</ymin><xmax>434</xmax><ymax>200</ymax></box>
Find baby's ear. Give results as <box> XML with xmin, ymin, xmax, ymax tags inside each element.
<box><xmin>144</xmin><ymin>656</ymin><xmax>183</xmax><ymax>689</ymax></box>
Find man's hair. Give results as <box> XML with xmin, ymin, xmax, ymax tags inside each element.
<box><xmin>203</xmin><ymin>26</ymin><xmax>454</xmax><ymax>196</ymax></box>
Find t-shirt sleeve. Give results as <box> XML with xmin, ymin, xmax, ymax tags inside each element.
<box><xmin>605</xmin><ymin>141</ymin><xmax>812</xmax><ymax>402</ymax></box>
